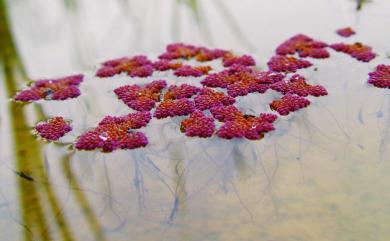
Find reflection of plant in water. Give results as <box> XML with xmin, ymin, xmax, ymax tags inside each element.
<box><xmin>63</xmin><ymin>0</ymin><xmax>77</xmax><ymax>11</ymax></box>
<box><xmin>59</xmin><ymin>0</ymin><xmax>256</xmax><ymax>56</ymax></box>
<box><xmin>1</xmin><ymin>0</ymin><xmax>107</xmax><ymax>240</ymax></box>
<box><xmin>167</xmin><ymin>144</ymin><xmax>187</xmax><ymax>223</ymax></box>
<box><xmin>356</xmin><ymin>0</ymin><xmax>372</xmax><ymax>11</ymax></box>
<box><xmin>1</xmin><ymin>13</ymin><xmax>74</xmax><ymax>241</ymax></box>
<box><xmin>174</xmin><ymin>0</ymin><xmax>255</xmax><ymax>50</ymax></box>
<box><xmin>62</xmin><ymin>152</ymin><xmax>107</xmax><ymax>241</ymax></box>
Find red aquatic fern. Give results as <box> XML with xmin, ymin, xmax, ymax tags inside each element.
<box><xmin>35</xmin><ymin>117</ymin><xmax>72</xmax><ymax>141</ymax></box>
<box><xmin>153</xmin><ymin>99</ymin><xmax>195</xmax><ymax>119</ymax></box>
<box><xmin>174</xmin><ymin>65</ymin><xmax>212</xmax><ymax>77</ymax></box>
<box><xmin>367</xmin><ymin>64</ymin><xmax>390</xmax><ymax>89</ymax></box>
<box><xmin>14</xmin><ymin>74</ymin><xmax>84</xmax><ymax>102</ymax></box>
<box><xmin>276</xmin><ymin>34</ymin><xmax>330</xmax><ymax>58</ymax></box>
<box><xmin>153</xmin><ymin>60</ymin><xmax>183</xmax><ymax>71</ymax></box>
<box><xmin>98</xmin><ymin>111</ymin><xmax>152</xmax><ymax>128</ymax></box>
<box><xmin>158</xmin><ymin>43</ymin><xmax>228</xmax><ymax>62</ymax></box>
<box><xmin>163</xmin><ymin>84</ymin><xmax>200</xmax><ymax>100</ymax></box>
<box><xmin>216</xmin><ymin>111</ymin><xmax>277</xmax><ymax>140</ymax></box>
<box><xmin>330</xmin><ymin>42</ymin><xmax>376</xmax><ymax>62</ymax></box>
<box><xmin>194</xmin><ymin>47</ymin><xmax>228</xmax><ymax>62</ymax></box>
<box><xmin>194</xmin><ymin>88</ymin><xmax>236</xmax><ymax>110</ymax></box>
<box><xmin>270</xmin><ymin>74</ymin><xmax>328</xmax><ymax>97</ymax></box>
<box><xmin>158</xmin><ymin>43</ymin><xmax>199</xmax><ymax>60</ymax></box>
<box><xmin>96</xmin><ymin>55</ymin><xmax>154</xmax><ymax>77</ymax></box>
<box><xmin>226</xmin><ymin>70</ymin><xmax>285</xmax><ymax>97</ymax></box>
<box><xmin>210</xmin><ymin>105</ymin><xmax>244</xmax><ymax>122</ymax></box>
<box><xmin>114</xmin><ymin>80</ymin><xmax>167</xmax><ymax>111</ymax></box>
<box><xmin>336</xmin><ymin>27</ymin><xmax>356</xmax><ymax>37</ymax></box>
<box><xmin>267</xmin><ymin>55</ymin><xmax>313</xmax><ymax>72</ymax></box>
<box><xmin>180</xmin><ymin>110</ymin><xmax>215</xmax><ymax>137</ymax></box>
<box><xmin>202</xmin><ymin>66</ymin><xmax>284</xmax><ymax>97</ymax></box>
<box><xmin>270</xmin><ymin>94</ymin><xmax>310</xmax><ymax>115</ymax></box>
<box><xmin>222</xmin><ymin>53</ymin><xmax>256</xmax><ymax>67</ymax></box>
<box><xmin>75</xmin><ymin>112</ymin><xmax>150</xmax><ymax>152</ymax></box>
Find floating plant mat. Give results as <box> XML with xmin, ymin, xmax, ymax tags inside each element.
<box><xmin>14</xmin><ymin>31</ymin><xmax>386</xmax><ymax>154</ymax></box>
<box><xmin>6</xmin><ymin>29</ymin><xmax>390</xmax><ymax>241</ymax></box>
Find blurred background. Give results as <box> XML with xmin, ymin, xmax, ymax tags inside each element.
<box><xmin>1</xmin><ymin>0</ymin><xmax>390</xmax><ymax>241</ymax></box>
<box><xmin>4</xmin><ymin>0</ymin><xmax>390</xmax><ymax>78</ymax></box>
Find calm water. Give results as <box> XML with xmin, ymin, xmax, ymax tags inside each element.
<box><xmin>1</xmin><ymin>0</ymin><xmax>390</xmax><ymax>240</ymax></box>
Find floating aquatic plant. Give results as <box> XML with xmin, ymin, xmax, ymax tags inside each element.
<box><xmin>114</xmin><ymin>80</ymin><xmax>167</xmax><ymax>111</ymax></box>
<box><xmin>202</xmin><ymin>66</ymin><xmax>284</xmax><ymax>97</ymax></box>
<box><xmin>153</xmin><ymin>60</ymin><xmax>183</xmax><ymax>71</ymax></box>
<box><xmin>180</xmin><ymin>110</ymin><xmax>215</xmax><ymax>137</ymax></box>
<box><xmin>159</xmin><ymin>43</ymin><xmax>199</xmax><ymax>60</ymax></box>
<box><xmin>154</xmin><ymin>99</ymin><xmax>195</xmax><ymax>119</ymax></box>
<box><xmin>194</xmin><ymin>87</ymin><xmax>236</xmax><ymax>110</ymax></box>
<box><xmin>75</xmin><ymin>112</ymin><xmax>150</xmax><ymax>152</ymax></box>
<box><xmin>216</xmin><ymin>112</ymin><xmax>277</xmax><ymax>140</ymax></box>
<box><xmin>336</xmin><ymin>27</ymin><xmax>356</xmax><ymax>37</ymax></box>
<box><xmin>275</xmin><ymin>34</ymin><xmax>330</xmax><ymax>58</ymax></box>
<box><xmin>96</xmin><ymin>55</ymin><xmax>154</xmax><ymax>77</ymax></box>
<box><xmin>367</xmin><ymin>64</ymin><xmax>390</xmax><ymax>89</ymax></box>
<box><xmin>330</xmin><ymin>42</ymin><xmax>376</xmax><ymax>62</ymax></box>
<box><xmin>174</xmin><ymin>65</ymin><xmax>212</xmax><ymax>77</ymax></box>
<box><xmin>194</xmin><ymin>47</ymin><xmax>228</xmax><ymax>62</ymax></box>
<box><xmin>267</xmin><ymin>55</ymin><xmax>313</xmax><ymax>72</ymax></box>
<box><xmin>222</xmin><ymin>53</ymin><xmax>256</xmax><ymax>67</ymax></box>
<box><xmin>270</xmin><ymin>74</ymin><xmax>328</xmax><ymax>97</ymax></box>
<box><xmin>158</xmin><ymin>43</ymin><xmax>228</xmax><ymax>62</ymax></box>
<box><xmin>270</xmin><ymin>94</ymin><xmax>311</xmax><ymax>116</ymax></box>
<box><xmin>19</xmin><ymin>29</ymin><xmax>388</xmax><ymax>152</ymax></box>
<box><xmin>210</xmin><ymin>105</ymin><xmax>244</xmax><ymax>122</ymax></box>
<box><xmin>35</xmin><ymin>117</ymin><xmax>72</xmax><ymax>141</ymax></box>
<box><xmin>14</xmin><ymin>74</ymin><xmax>83</xmax><ymax>102</ymax></box>
<box><xmin>163</xmin><ymin>84</ymin><xmax>200</xmax><ymax>100</ymax></box>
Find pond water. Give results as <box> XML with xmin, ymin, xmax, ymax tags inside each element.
<box><xmin>1</xmin><ymin>0</ymin><xmax>390</xmax><ymax>240</ymax></box>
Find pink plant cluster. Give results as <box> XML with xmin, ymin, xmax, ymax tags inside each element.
<box><xmin>35</xmin><ymin>117</ymin><xmax>72</xmax><ymax>141</ymax></box>
<box><xmin>173</xmin><ymin>65</ymin><xmax>212</xmax><ymax>77</ymax></box>
<box><xmin>18</xmin><ymin>27</ymin><xmax>387</xmax><ymax>152</ymax></box>
<box><xmin>275</xmin><ymin>34</ymin><xmax>330</xmax><ymax>59</ymax></box>
<box><xmin>14</xmin><ymin>74</ymin><xmax>84</xmax><ymax>102</ymax></box>
<box><xmin>270</xmin><ymin>74</ymin><xmax>328</xmax><ymax>97</ymax></box>
<box><xmin>180</xmin><ymin>111</ymin><xmax>215</xmax><ymax>138</ymax></box>
<box><xmin>336</xmin><ymin>27</ymin><xmax>356</xmax><ymax>38</ymax></box>
<box><xmin>367</xmin><ymin>64</ymin><xmax>390</xmax><ymax>89</ymax></box>
<box><xmin>75</xmin><ymin>112</ymin><xmax>150</xmax><ymax>152</ymax></box>
<box><xmin>270</xmin><ymin>94</ymin><xmax>311</xmax><ymax>116</ymax></box>
<box><xmin>267</xmin><ymin>55</ymin><xmax>313</xmax><ymax>73</ymax></box>
<box><xmin>154</xmin><ymin>99</ymin><xmax>195</xmax><ymax>119</ymax></box>
<box><xmin>210</xmin><ymin>105</ymin><xmax>277</xmax><ymax>140</ymax></box>
<box><xmin>202</xmin><ymin>66</ymin><xmax>284</xmax><ymax>97</ymax></box>
<box><xmin>222</xmin><ymin>54</ymin><xmax>256</xmax><ymax>67</ymax></box>
<box><xmin>114</xmin><ymin>80</ymin><xmax>167</xmax><ymax>111</ymax></box>
<box><xmin>96</xmin><ymin>55</ymin><xmax>154</xmax><ymax>78</ymax></box>
<box><xmin>158</xmin><ymin>43</ymin><xmax>227</xmax><ymax>61</ymax></box>
<box><xmin>164</xmin><ymin>84</ymin><xmax>200</xmax><ymax>100</ymax></box>
<box><xmin>330</xmin><ymin>42</ymin><xmax>376</xmax><ymax>62</ymax></box>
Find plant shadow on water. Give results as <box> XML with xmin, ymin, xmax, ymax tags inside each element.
<box><xmin>2</xmin><ymin>0</ymin><xmax>390</xmax><ymax>241</ymax></box>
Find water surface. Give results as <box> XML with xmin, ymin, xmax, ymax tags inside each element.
<box><xmin>1</xmin><ymin>0</ymin><xmax>390</xmax><ymax>240</ymax></box>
